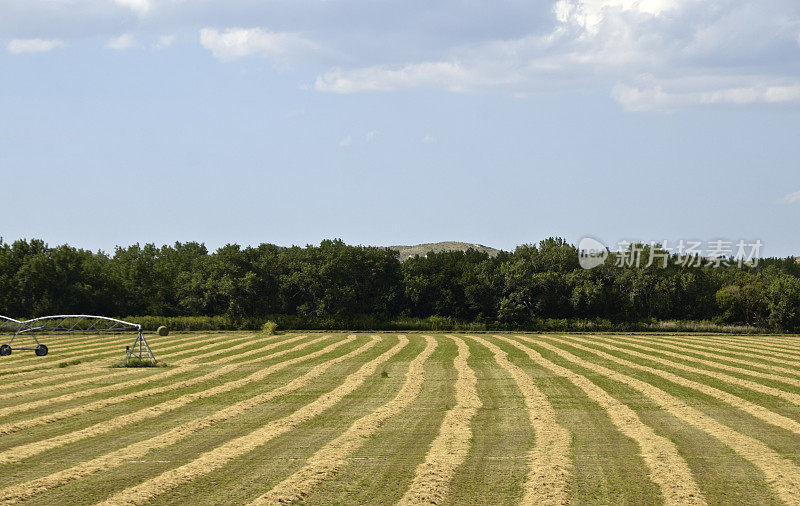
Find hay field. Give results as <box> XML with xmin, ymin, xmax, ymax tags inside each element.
<box><xmin>1</xmin><ymin>331</ymin><xmax>799</xmax><ymax>505</ymax></box>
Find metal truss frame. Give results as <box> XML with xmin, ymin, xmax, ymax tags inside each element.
<box><xmin>0</xmin><ymin>315</ymin><xmax>156</xmax><ymax>365</ymax></box>
<box><xmin>0</xmin><ymin>315</ymin><xmax>23</xmax><ymax>334</ymax></box>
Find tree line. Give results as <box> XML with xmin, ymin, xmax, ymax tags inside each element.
<box><xmin>1</xmin><ymin>237</ymin><xmax>799</xmax><ymax>331</ymax></box>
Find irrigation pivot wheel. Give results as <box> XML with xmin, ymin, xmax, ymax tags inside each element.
<box><xmin>0</xmin><ymin>344</ymin><xmax>11</xmax><ymax>356</ymax></box>
<box><xmin>35</xmin><ymin>344</ymin><xmax>48</xmax><ymax>356</ymax></box>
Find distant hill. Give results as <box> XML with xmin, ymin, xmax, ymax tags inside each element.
<box><xmin>389</xmin><ymin>242</ymin><xmax>502</xmax><ymax>261</ymax></box>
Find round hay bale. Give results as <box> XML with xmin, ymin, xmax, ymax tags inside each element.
<box><xmin>157</xmin><ymin>325</ymin><xmax>169</xmax><ymax>336</ymax></box>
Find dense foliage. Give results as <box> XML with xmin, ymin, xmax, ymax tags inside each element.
<box><xmin>1</xmin><ymin>237</ymin><xmax>799</xmax><ymax>331</ymax></box>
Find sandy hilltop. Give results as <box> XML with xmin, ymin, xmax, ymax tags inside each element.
<box><xmin>389</xmin><ymin>242</ymin><xmax>501</xmax><ymax>261</ymax></box>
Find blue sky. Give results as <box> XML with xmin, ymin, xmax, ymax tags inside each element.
<box><xmin>1</xmin><ymin>0</ymin><xmax>799</xmax><ymax>256</ymax></box>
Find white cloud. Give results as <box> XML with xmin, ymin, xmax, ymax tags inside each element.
<box><xmin>114</xmin><ymin>0</ymin><xmax>151</xmax><ymax>16</ymax></box>
<box><xmin>421</xmin><ymin>135</ymin><xmax>437</xmax><ymax>143</ymax></box>
<box><xmin>2</xmin><ymin>1</ymin><xmax>800</xmax><ymax>111</ymax></box>
<box><xmin>339</xmin><ymin>135</ymin><xmax>352</xmax><ymax>147</ymax></box>
<box><xmin>779</xmin><ymin>190</ymin><xmax>800</xmax><ymax>204</ymax></box>
<box><xmin>554</xmin><ymin>0</ymin><xmax>688</xmax><ymax>33</ymax></box>
<box><xmin>365</xmin><ymin>130</ymin><xmax>380</xmax><ymax>142</ymax></box>
<box><xmin>106</xmin><ymin>34</ymin><xmax>137</xmax><ymax>50</ymax></box>
<box><xmin>311</xmin><ymin>0</ymin><xmax>800</xmax><ymax>110</ymax></box>
<box><xmin>614</xmin><ymin>76</ymin><xmax>800</xmax><ymax>111</ymax></box>
<box><xmin>200</xmin><ymin>28</ymin><xmax>321</xmax><ymax>62</ymax></box>
<box><xmin>316</xmin><ymin>61</ymin><xmax>521</xmax><ymax>94</ymax></box>
<box><xmin>154</xmin><ymin>34</ymin><xmax>176</xmax><ymax>49</ymax></box>
<box><xmin>7</xmin><ymin>38</ymin><xmax>63</xmax><ymax>54</ymax></box>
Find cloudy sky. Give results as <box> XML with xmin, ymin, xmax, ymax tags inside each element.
<box><xmin>2</xmin><ymin>0</ymin><xmax>799</xmax><ymax>255</ymax></box>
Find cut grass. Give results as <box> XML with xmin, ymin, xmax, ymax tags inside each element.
<box><xmin>0</xmin><ymin>332</ymin><xmax>799</xmax><ymax>505</ymax></box>
<box><xmin>397</xmin><ymin>336</ymin><xmax>481</xmax><ymax>505</ymax></box>
<box><xmin>527</xmin><ymin>337</ymin><xmax>800</xmax><ymax>505</ymax></box>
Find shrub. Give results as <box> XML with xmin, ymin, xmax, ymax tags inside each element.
<box><xmin>261</xmin><ymin>320</ymin><xmax>278</xmax><ymax>335</ymax></box>
<box><xmin>157</xmin><ymin>325</ymin><xmax>169</xmax><ymax>336</ymax></box>
<box><xmin>428</xmin><ymin>315</ymin><xmax>455</xmax><ymax>330</ymax></box>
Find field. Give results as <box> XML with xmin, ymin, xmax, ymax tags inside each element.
<box><xmin>1</xmin><ymin>332</ymin><xmax>799</xmax><ymax>505</ymax></box>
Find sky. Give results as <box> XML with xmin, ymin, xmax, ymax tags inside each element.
<box><xmin>1</xmin><ymin>0</ymin><xmax>799</xmax><ymax>256</ymax></box>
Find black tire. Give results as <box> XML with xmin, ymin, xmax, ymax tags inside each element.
<box><xmin>0</xmin><ymin>344</ymin><xmax>11</xmax><ymax>356</ymax></box>
<box><xmin>35</xmin><ymin>344</ymin><xmax>48</xmax><ymax>356</ymax></box>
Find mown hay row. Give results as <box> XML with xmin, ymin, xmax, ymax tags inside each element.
<box><xmin>612</xmin><ymin>335</ymin><xmax>800</xmax><ymax>380</ymax></box>
<box><xmin>666</xmin><ymin>335</ymin><xmax>800</xmax><ymax>361</ymax></box>
<box><xmin>523</xmin><ymin>337</ymin><xmax>800</xmax><ymax>505</ymax></box>
<box><xmin>697</xmin><ymin>338</ymin><xmax>800</xmax><ymax>361</ymax></box>
<box><xmin>0</xmin><ymin>333</ymin><xmax>308</xmax><ymax>418</ymax></box>
<box><xmin>0</xmin><ymin>332</ymin><xmax>201</xmax><ymax>378</ymax></box>
<box><xmin>397</xmin><ymin>336</ymin><xmax>481</xmax><ymax>505</ymax></box>
<box><xmin>0</xmin><ymin>333</ymin><xmax>267</xmax><ymax>399</ymax></box>
<box><xmin>0</xmin><ymin>335</ymin><xmax>197</xmax><ymax>391</ymax></box>
<box><xmin>0</xmin><ymin>332</ymin><xmax>270</xmax><ymax>391</ymax></box>
<box><xmin>0</xmin><ymin>333</ymin><xmax>205</xmax><ymax>397</ymax></box>
<box><xmin>95</xmin><ymin>335</ymin><xmax>407</xmax><ymax>506</ymax></box>
<box><xmin>172</xmin><ymin>333</ymin><xmax>283</xmax><ymax>365</ymax></box>
<box><xmin>0</xmin><ymin>335</ymin><xmax>347</xmax><ymax>466</ymax></box>
<box><xmin>470</xmin><ymin>335</ymin><xmax>572</xmax><ymax>506</ymax></box>
<box><xmin>2</xmin><ymin>332</ymin><xmax>137</xmax><ymax>354</ymax></box>
<box><xmin>249</xmin><ymin>335</ymin><xmax>438</xmax><ymax>505</ymax></box>
<box><xmin>497</xmin><ymin>335</ymin><xmax>706</xmax><ymax>505</ymax></box>
<box><xmin>0</xmin><ymin>332</ymin><xmax>208</xmax><ymax>386</ymax></box>
<box><xmin>638</xmin><ymin>335</ymin><xmax>800</xmax><ymax>368</ymax></box>
<box><xmin>0</xmin><ymin>335</ymin><xmax>121</xmax><ymax>364</ymax></box>
<box><xmin>0</xmin><ymin>335</ymin><xmax>376</xmax><ymax>504</ymax></box>
<box><xmin>2</xmin><ymin>331</ymin><xmax>206</xmax><ymax>367</ymax></box>
<box><xmin>1</xmin><ymin>332</ymin><xmax>109</xmax><ymax>349</ymax></box>
<box><xmin>577</xmin><ymin>335</ymin><xmax>800</xmax><ymax>401</ymax></box>
<box><xmin>541</xmin><ymin>336</ymin><xmax>800</xmax><ymax>436</ymax></box>
<box><xmin>671</xmin><ymin>334</ymin><xmax>800</xmax><ymax>354</ymax></box>
<box><xmin>0</xmin><ymin>334</ymin><xmax>321</xmax><ymax>437</ymax></box>
<box><xmin>596</xmin><ymin>335</ymin><xmax>800</xmax><ymax>389</ymax></box>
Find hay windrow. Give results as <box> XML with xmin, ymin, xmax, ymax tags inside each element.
<box><xmin>639</xmin><ymin>336</ymin><xmax>800</xmax><ymax>368</ymax></box>
<box><xmin>0</xmin><ymin>333</ymin><xmax>319</xmax><ymax>437</ymax></box>
<box><xmin>0</xmin><ymin>333</ymin><xmax>269</xmax><ymax>399</ymax></box>
<box><xmin>595</xmin><ymin>335</ymin><xmax>800</xmax><ymax>390</ymax></box>
<box><xmin>0</xmin><ymin>332</ymin><xmax>207</xmax><ymax>386</ymax></box>
<box><xmin>249</xmin><ymin>335</ymin><xmax>438</xmax><ymax>505</ymax></box>
<box><xmin>0</xmin><ymin>332</ymin><xmax>260</xmax><ymax>390</ymax></box>
<box><xmin>618</xmin><ymin>336</ymin><xmax>800</xmax><ymax>379</ymax></box>
<box><xmin>667</xmin><ymin>334</ymin><xmax>800</xmax><ymax>355</ymax></box>
<box><xmin>0</xmin><ymin>339</ymin><xmax>205</xmax><ymax>408</ymax></box>
<box><xmin>661</xmin><ymin>335</ymin><xmax>800</xmax><ymax>363</ymax></box>
<box><xmin>397</xmin><ymin>335</ymin><xmax>481</xmax><ymax>506</ymax></box>
<box><xmin>524</xmin><ymin>336</ymin><xmax>800</xmax><ymax>506</ymax></box>
<box><xmin>171</xmin><ymin>332</ymin><xmax>286</xmax><ymax>365</ymax></box>
<box><xmin>497</xmin><ymin>335</ymin><xmax>706</xmax><ymax>505</ymax></box>
<box><xmin>0</xmin><ymin>344</ymin><xmax>177</xmax><ymax>393</ymax></box>
<box><xmin>0</xmin><ymin>333</ymin><xmax>200</xmax><ymax>379</ymax></box>
<box><xmin>94</xmin><ymin>335</ymin><xmax>406</xmax><ymax>506</ymax></box>
<box><xmin>1</xmin><ymin>337</ymin><xmax>116</xmax><ymax>365</ymax></box>
<box><xmin>0</xmin><ymin>335</ymin><xmax>375</xmax><ymax>504</ymax></box>
<box><xmin>0</xmin><ymin>334</ymin><xmax>327</xmax><ymax>465</ymax></box>
<box><xmin>2</xmin><ymin>331</ymin><xmax>199</xmax><ymax>364</ymax></box>
<box><xmin>574</xmin><ymin>335</ymin><xmax>800</xmax><ymax>403</ymax></box>
<box><xmin>0</xmin><ymin>333</ymin><xmax>309</xmax><ymax>419</ymax></box>
<box><xmin>469</xmin><ymin>335</ymin><xmax>572</xmax><ymax>506</ymax></box>
<box><xmin>2</xmin><ymin>333</ymin><xmax>798</xmax><ymax>505</ymax></box>
<box><xmin>540</xmin><ymin>336</ymin><xmax>800</xmax><ymax>436</ymax></box>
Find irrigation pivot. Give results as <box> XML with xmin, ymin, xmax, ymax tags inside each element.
<box><xmin>0</xmin><ymin>315</ymin><xmax>24</xmax><ymax>356</ymax></box>
<box><xmin>0</xmin><ymin>315</ymin><xmax>157</xmax><ymax>365</ymax></box>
